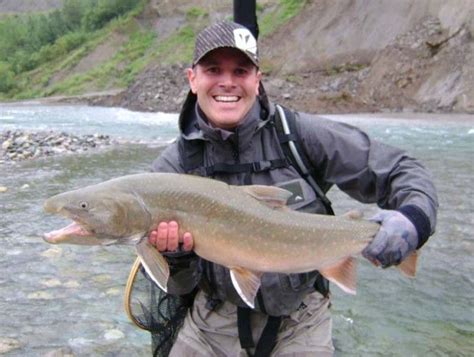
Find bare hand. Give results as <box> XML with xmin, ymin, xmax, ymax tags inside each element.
<box><xmin>148</xmin><ymin>221</ymin><xmax>193</xmax><ymax>252</ymax></box>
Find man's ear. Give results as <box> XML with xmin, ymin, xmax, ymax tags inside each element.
<box><xmin>255</xmin><ymin>70</ymin><xmax>262</xmax><ymax>95</ymax></box>
<box><xmin>187</xmin><ymin>67</ymin><xmax>197</xmax><ymax>94</ymax></box>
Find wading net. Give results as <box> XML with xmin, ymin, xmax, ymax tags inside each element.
<box><xmin>125</xmin><ymin>258</ymin><xmax>196</xmax><ymax>357</ymax></box>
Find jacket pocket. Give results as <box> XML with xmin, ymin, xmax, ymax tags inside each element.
<box><xmin>275</xmin><ymin>178</ymin><xmax>317</xmax><ymax>211</ymax></box>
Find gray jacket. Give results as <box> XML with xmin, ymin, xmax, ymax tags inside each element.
<box><xmin>151</xmin><ymin>93</ymin><xmax>438</xmax><ymax>316</ymax></box>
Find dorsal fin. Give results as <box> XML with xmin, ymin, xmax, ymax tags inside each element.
<box><xmin>239</xmin><ymin>185</ymin><xmax>292</xmax><ymax>209</ymax></box>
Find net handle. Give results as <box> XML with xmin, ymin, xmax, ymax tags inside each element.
<box><xmin>124</xmin><ymin>256</ymin><xmax>150</xmax><ymax>331</ymax></box>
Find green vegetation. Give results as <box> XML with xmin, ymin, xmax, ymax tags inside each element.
<box><xmin>185</xmin><ymin>7</ymin><xmax>208</xmax><ymax>22</ymax></box>
<box><xmin>285</xmin><ymin>74</ymin><xmax>304</xmax><ymax>85</ymax></box>
<box><xmin>154</xmin><ymin>26</ymin><xmax>196</xmax><ymax>65</ymax></box>
<box><xmin>255</xmin><ymin>0</ymin><xmax>308</xmax><ymax>74</ymax></box>
<box><xmin>0</xmin><ymin>0</ymin><xmax>145</xmax><ymax>98</ymax></box>
<box><xmin>319</xmin><ymin>91</ymin><xmax>353</xmax><ymax>104</ymax></box>
<box><xmin>325</xmin><ymin>63</ymin><xmax>368</xmax><ymax>76</ymax></box>
<box><xmin>0</xmin><ymin>62</ymin><xmax>15</xmax><ymax>92</ymax></box>
<box><xmin>0</xmin><ymin>1</ymin><xmax>309</xmax><ymax>101</ymax></box>
<box><xmin>259</xmin><ymin>0</ymin><xmax>307</xmax><ymax>37</ymax></box>
<box><xmin>41</xmin><ymin>29</ymin><xmax>156</xmax><ymax>97</ymax></box>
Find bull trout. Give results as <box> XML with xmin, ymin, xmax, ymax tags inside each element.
<box><xmin>43</xmin><ymin>172</ymin><xmax>417</xmax><ymax>308</ymax></box>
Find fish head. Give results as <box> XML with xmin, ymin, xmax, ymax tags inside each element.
<box><xmin>43</xmin><ymin>185</ymin><xmax>151</xmax><ymax>245</ymax></box>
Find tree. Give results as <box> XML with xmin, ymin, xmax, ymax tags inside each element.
<box><xmin>0</xmin><ymin>61</ymin><xmax>16</xmax><ymax>93</ymax></box>
<box><xmin>63</xmin><ymin>0</ymin><xmax>86</xmax><ymax>31</ymax></box>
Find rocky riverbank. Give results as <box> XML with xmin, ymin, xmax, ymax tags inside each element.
<box><xmin>0</xmin><ymin>130</ymin><xmax>114</xmax><ymax>164</ymax></box>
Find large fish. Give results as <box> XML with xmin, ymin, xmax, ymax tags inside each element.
<box><xmin>43</xmin><ymin>173</ymin><xmax>416</xmax><ymax>308</ymax></box>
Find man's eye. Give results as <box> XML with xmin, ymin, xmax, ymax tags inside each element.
<box><xmin>235</xmin><ymin>68</ymin><xmax>248</xmax><ymax>76</ymax></box>
<box><xmin>206</xmin><ymin>67</ymin><xmax>219</xmax><ymax>74</ymax></box>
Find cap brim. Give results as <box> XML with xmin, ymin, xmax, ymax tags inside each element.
<box><xmin>193</xmin><ymin>46</ymin><xmax>259</xmax><ymax>68</ymax></box>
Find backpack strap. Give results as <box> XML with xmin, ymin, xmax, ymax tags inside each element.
<box><xmin>205</xmin><ymin>159</ymin><xmax>288</xmax><ymax>176</ymax></box>
<box><xmin>237</xmin><ymin>306</ymin><xmax>282</xmax><ymax>357</ymax></box>
<box><xmin>273</xmin><ymin>104</ymin><xmax>335</xmax><ymax>216</ymax></box>
<box><xmin>178</xmin><ymin>136</ymin><xmax>289</xmax><ymax>176</ymax></box>
<box><xmin>273</xmin><ymin>105</ymin><xmax>332</xmax><ymax>299</ymax></box>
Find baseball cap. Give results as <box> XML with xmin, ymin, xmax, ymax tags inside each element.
<box><xmin>192</xmin><ymin>21</ymin><xmax>259</xmax><ymax>67</ymax></box>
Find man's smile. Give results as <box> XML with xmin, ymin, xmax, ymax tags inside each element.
<box><xmin>187</xmin><ymin>47</ymin><xmax>261</xmax><ymax>128</ymax></box>
<box><xmin>214</xmin><ymin>95</ymin><xmax>240</xmax><ymax>103</ymax></box>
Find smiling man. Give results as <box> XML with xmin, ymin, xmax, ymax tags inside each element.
<box><xmin>144</xmin><ymin>21</ymin><xmax>438</xmax><ymax>356</ymax></box>
<box><xmin>188</xmin><ymin>47</ymin><xmax>261</xmax><ymax>130</ymax></box>
<box><xmin>187</xmin><ymin>21</ymin><xmax>261</xmax><ymax>131</ymax></box>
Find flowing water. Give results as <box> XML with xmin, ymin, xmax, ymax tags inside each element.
<box><xmin>0</xmin><ymin>105</ymin><xmax>472</xmax><ymax>356</ymax></box>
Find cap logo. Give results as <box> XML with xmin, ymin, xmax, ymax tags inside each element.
<box><xmin>233</xmin><ymin>28</ymin><xmax>257</xmax><ymax>56</ymax></box>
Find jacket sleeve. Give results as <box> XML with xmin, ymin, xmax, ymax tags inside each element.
<box><xmin>145</xmin><ymin>140</ymin><xmax>202</xmax><ymax>295</ymax></box>
<box><xmin>295</xmin><ymin>113</ymin><xmax>438</xmax><ymax>248</ymax></box>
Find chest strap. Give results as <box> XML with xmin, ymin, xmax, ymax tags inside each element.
<box><xmin>273</xmin><ymin>105</ymin><xmax>335</xmax><ymax>215</ymax></box>
<box><xmin>237</xmin><ymin>306</ymin><xmax>282</xmax><ymax>357</ymax></box>
<box><xmin>204</xmin><ymin>158</ymin><xmax>288</xmax><ymax>176</ymax></box>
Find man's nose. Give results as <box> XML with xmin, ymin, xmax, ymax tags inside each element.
<box><xmin>219</xmin><ymin>71</ymin><xmax>235</xmax><ymax>87</ymax></box>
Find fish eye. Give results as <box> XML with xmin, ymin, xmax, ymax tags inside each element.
<box><xmin>79</xmin><ymin>201</ymin><xmax>89</xmax><ymax>209</ymax></box>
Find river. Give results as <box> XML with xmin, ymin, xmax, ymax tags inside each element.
<box><xmin>0</xmin><ymin>105</ymin><xmax>473</xmax><ymax>356</ymax></box>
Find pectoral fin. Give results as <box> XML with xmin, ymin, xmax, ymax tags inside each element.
<box><xmin>136</xmin><ymin>239</ymin><xmax>170</xmax><ymax>292</ymax></box>
<box><xmin>319</xmin><ymin>257</ymin><xmax>357</xmax><ymax>295</ymax></box>
<box><xmin>239</xmin><ymin>185</ymin><xmax>292</xmax><ymax>209</ymax></box>
<box><xmin>230</xmin><ymin>267</ymin><xmax>263</xmax><ymax>309</ymax></box>
<box><xmin>397</xmin><ymin>251</ymin><xmax>418</xmax><ymax>278</ymax></box>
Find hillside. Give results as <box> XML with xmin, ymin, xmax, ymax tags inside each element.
<box><xmin>1</xmin><ymin>0</ymin><xmax>473</xmax><ymax>114</ymax></box>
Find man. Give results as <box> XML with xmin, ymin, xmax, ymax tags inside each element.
<box><xmin>147</xmin><ymin>21</ymin><xmax>438</xmax><ymax>356</ymax></box>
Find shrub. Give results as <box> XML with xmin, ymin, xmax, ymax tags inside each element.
<box><xmin>0</xmin><ymin>62</ymin><xmax>16</xmax><ymax>93</ymax></box>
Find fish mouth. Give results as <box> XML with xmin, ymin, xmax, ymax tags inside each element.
<box><xmin>43</xmin><ymin>200</ymin><xmax>99</xmax><ymax>245</ymax></box>
<box><xmin>43</xmin><ymin>213</ymin><xmax>120</xmax><ymax>246</ymax></box>
<box><xmin>43</xmin><ymin>221</ymin><xmax>94</xmax><ymax>244</ymax></box>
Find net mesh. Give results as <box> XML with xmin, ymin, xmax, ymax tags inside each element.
<box><xmin>126</xmin><ymin>260</ymin><xmax>196</xmax><ymax>357</ymax></box>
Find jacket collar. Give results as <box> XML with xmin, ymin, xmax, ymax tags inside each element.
<box><xmin>178</xmin><ymin>85</ymin><xmax>272</xmax><ymax>151</ymax></box>
<box><xmin>195</xmin><ymin>100</ymin><xmax>261</xmax><ymax>146</ymax></box>
<box><xmin>179</xmin><ymin>83</ymin><xmax>271</xmax><ymax>133</ymax></box>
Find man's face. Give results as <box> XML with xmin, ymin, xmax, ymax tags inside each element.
<box><xmin>187</xmin><ymin>47</ymin><xmax>262</xmax><ymax>130</ymax></box>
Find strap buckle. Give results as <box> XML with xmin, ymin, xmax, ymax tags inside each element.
<box><xmin>252</xmin><ymin>161</ymin><xmax>272</xmax><ymax>172</ymax></box>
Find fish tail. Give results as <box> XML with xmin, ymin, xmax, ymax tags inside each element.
<box><xmin>397</xmin><ymin>251</ymin><xmax>418</xmax><ymax>278</ymax></box>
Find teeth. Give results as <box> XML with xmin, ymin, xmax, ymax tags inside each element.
<box><xmin>214</xmin><ymin>96</ymin><xmax>239</xmax><ymax>102</ymax></box>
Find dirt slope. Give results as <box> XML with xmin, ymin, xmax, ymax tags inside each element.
<box><xmin>3</xmin><ymin>0</ymin><xmax>473</xmax><ymax>114</ymax></box>
<box><xmin>111</xmin><ymin>0</ymin><xmax>473</xmax><ymax>114</ymax></box>
<box><xmin>259</xmin><ymin>0</ymin><xmax>474</xmax><ymax>113</ymax></box>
